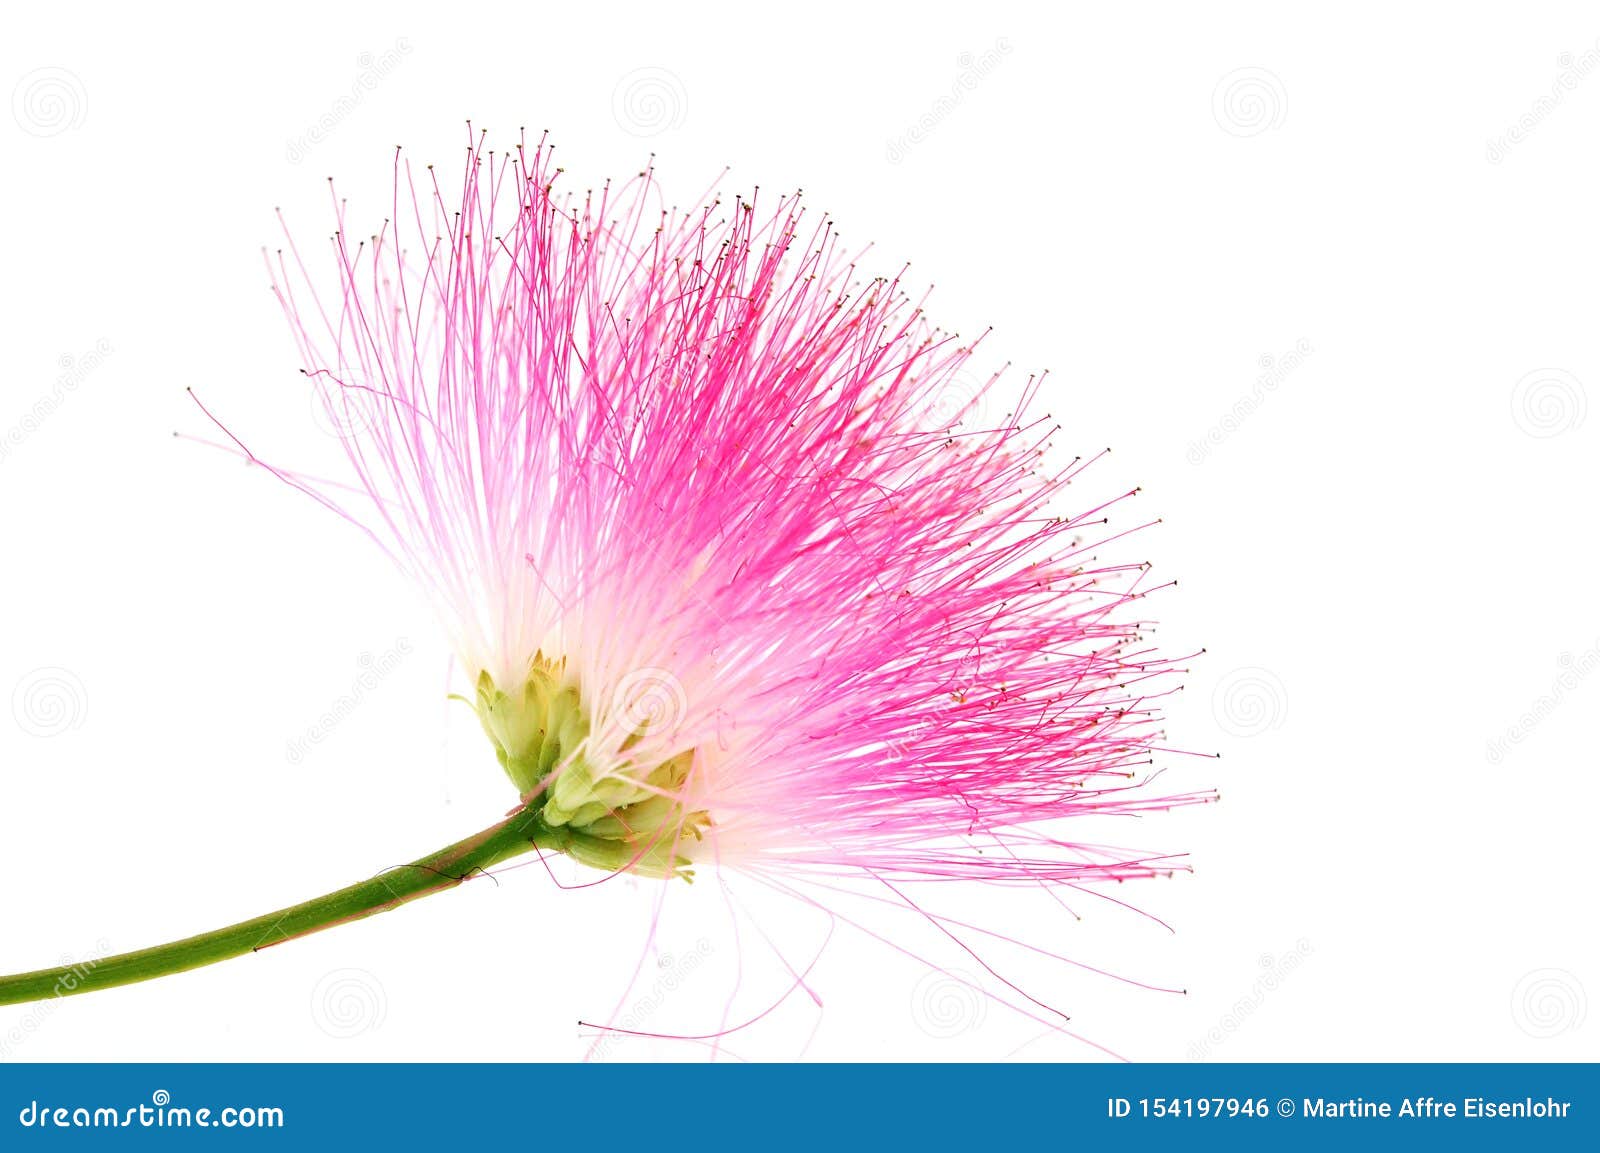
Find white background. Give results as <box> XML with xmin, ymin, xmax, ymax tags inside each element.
<box><xmin>1</xmin><ymin>1</ymin><xmax>1595</xmax><ymax>1063</ymax></box>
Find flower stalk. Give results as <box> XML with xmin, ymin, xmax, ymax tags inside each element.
<box><xmin>0</xmin><ymin>807</ymin><xmax>553</xmax><ymax>1008</ymax></box>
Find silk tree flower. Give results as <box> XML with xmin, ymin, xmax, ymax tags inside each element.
<box><xmin>0</xmin><ymin>129</ymin><xmax>1209</xmax><ymax>1011</ymax></box>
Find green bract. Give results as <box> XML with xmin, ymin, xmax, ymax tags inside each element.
<box><xmin>467</xmin><ymin>658</ymin><xmax>708</xmax><ymax>879</ymax></box>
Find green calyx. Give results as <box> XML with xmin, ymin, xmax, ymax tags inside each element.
<box><xmin>469</xmin><ymin>658</ymin><xmax>584</xmax><ymax>796</ymax></box>
<box><xmin>464</xmin><ymin>657</ymin><xmax>709</xmax><ymax>880</ymax></box>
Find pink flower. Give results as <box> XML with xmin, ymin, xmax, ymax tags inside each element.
<box><xmin>259</xmin><ymin>129</ymin><xmax>1209</xmax><ymax>886</ymax></box>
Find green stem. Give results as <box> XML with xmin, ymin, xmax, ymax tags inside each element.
<box><xmin>0</xmin><ymin>807</ymin><xmax>554</xmax><ymax>1008</ymax></box>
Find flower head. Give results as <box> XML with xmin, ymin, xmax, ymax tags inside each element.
<box><xmin>261</xmin><ymin>129</ymin><xmax>1208</xmax><ymax>884</ymax></box>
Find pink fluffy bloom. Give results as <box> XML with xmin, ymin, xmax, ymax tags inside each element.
<box><xmin>257</xmin><ymin>129</ymin><xmax>1208</xmax><ymax>886</ymax></box>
